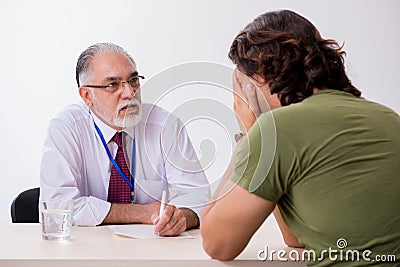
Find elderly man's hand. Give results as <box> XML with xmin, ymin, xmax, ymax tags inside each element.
<box><xmin>152</xmin><ymin>204</ymin><xmax>187</xmax><ymax>236</ymax></box>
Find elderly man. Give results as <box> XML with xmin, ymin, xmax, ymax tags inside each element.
<box><xmin>40</xmin><ymin>43</ymin><xmax>210</xmax><ymax>236</ymax></box>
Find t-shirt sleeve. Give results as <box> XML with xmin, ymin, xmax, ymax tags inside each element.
<box><xmin>230</xmin><ymin>111</ymin><xmax>288</xmax><ymax>203</ymax></box>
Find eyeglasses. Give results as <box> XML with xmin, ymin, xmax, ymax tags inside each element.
<box><xmin>82</xmin><ymin>75</ymin><xmax>145</xmax><ymax>93</ymax></box>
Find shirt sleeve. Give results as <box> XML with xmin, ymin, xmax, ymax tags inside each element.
<box><xmin>161</xmin><ymin>117</ymin><xmax>211</xmax><ymax>218</ymax></box>
<box><xmin>39</xmin><ymin>117</ymin><xmax>110</xmax><ymax>226</ymax></box>
<box><xmin>230</xmin><ymin>111</ymin><xmax>288</xmax><ymax>203</ymax></box>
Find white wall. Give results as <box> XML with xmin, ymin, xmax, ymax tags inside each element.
<box><xmin>0</xmin><ymin>0</ymin><xmax>399</xmax><ymax>222</ymax></box>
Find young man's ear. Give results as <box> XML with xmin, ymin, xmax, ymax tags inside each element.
<box><xmin>79</xmin><ymin>87</ymin><xmax>94</xmax><ymax>107</ymax></box>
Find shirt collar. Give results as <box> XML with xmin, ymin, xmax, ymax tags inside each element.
<box><xmin>123</xmin><ymin>125</ymin><xmax>135</xmax><ymax>139</ymax></box>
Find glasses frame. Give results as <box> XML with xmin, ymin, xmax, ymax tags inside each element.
<box><xmin>82</xmin><ymin>75</ymin><xmax>145</xmax><ymax>93</ymax></box>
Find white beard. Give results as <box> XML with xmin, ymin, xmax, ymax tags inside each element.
<box><xmin>92</xmin><ymin>97</ymin><xmax>142</xmax><ymax>128</ymax></box>
<box><xmin>114</xmin><ymin>99</ymin><xmax>142</xmax><ymax>128</ymax></box>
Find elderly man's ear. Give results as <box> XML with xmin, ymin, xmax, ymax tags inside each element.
<box><xmin>79</xmin><ymin>87</ymin><xmax>94</xmax><ymax>108</ymax></box>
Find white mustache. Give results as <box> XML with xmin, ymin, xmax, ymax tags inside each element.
<box><xmin>118</xmin><ymin>99</ymin><xmax>141</xmax><ymax>112</ymax></box>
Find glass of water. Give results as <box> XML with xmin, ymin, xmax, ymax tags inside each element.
<box><xmin>40</xmin><ymin>199</ymin><xmax>74</xmax><ymax>241</ymax></box>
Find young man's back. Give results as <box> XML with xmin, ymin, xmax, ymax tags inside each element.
<box><xmin>234</xmin><ymin>89</ymin><xmax>400</xmax><ymax>266</ymax></box>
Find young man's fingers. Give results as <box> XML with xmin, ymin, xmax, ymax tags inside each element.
<box><xmin>245</xmin><ymin>83</ymin><xmax>262</xmax><ymax>118</ymax></box>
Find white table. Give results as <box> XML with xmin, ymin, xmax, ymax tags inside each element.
<box><xmin>0</xmin><ymin>220</ymin><xmax>306</xmax><ymax>267</ymax></box>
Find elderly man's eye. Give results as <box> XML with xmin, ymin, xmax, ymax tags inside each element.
<box><xmin>107</xmin><ymin>82</ymin><xmax>119</xmax><ymax>88</ymax></box>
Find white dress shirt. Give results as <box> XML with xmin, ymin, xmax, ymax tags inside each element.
<box><xmin>40</xmin><ymin>102</ymin><xmax>210</xmax><ymax>226</ymax></box>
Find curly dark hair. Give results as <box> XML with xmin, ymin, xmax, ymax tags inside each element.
<box><xmin>229</xmin><ymin>9</ymin><xmax>361</xmax><ymax>106</ymax></box>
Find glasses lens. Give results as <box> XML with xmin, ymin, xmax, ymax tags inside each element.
<box><xmin>104</xmin><ymin>82</ymin><xmax>120</xmax><ymax>93</ymax></box>
<box><xmin>128</xmin><ymin>78</ymin><xmax>140</xmax><ymax>88</ymax></box>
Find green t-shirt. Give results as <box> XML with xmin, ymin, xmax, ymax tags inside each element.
<box><xmin>232</xmin><ymin>90</ymin><xmax>400</xmax><ymax>266</ymax></box>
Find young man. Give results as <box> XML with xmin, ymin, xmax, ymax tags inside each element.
<box><xmin>201</xmin><ymin>10</ymin><xmax>400</xmax><ymax>266</ymax></box>
<box><xmin>40</xmin><ymin>43</ymin><xmax>210</xmax><ymax>236</ymax></box>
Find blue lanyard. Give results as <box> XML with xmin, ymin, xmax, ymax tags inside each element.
<box><xmin>92</xmin><ymin>118</ymin><xmax>136</xmax><ymax>203</ymax></box>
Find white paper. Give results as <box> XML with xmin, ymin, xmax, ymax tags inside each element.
<box><xmin>109</xmin><ymin>224</ymin><xmax>194</xmax><ymax>239</ymax></box>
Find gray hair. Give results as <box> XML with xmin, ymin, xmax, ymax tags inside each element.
<box><xmin>75</xmin><ymin>42</ymin><xmax>136</xmax><ymax>87</ymax></box>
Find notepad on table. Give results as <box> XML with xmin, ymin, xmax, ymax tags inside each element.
<box><xmin>109</xmin><ymin>224</ymin><xmax>194</xmax><ymax>239</ymax></box>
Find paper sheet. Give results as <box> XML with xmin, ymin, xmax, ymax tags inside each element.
<box><xmin>109</xmin><ymin>224</ymin><xmax>194</xmax><ymax>239</ymax></box>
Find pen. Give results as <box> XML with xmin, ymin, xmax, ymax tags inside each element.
<box><xmin>159</xmin><ymin>190</ymin><xmax>167</xmax><ymax>219</ymax></box>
